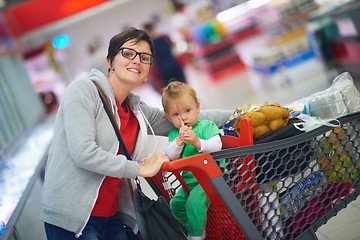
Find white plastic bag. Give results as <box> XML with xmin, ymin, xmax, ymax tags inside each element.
<box><xmin>289</xmin><ymin>72</ymin><xmax>360</xmax><ymax>119</ymax></box>
<box><xmin>293</xmin><ymin>114</ymin><xmax>340</xmax><ymax>132</ymax></box>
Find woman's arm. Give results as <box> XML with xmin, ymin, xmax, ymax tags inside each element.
<box><xmin>140</xmin><ymin>101</ymin><xmax>232</xmax><ymax>136</ymax></box>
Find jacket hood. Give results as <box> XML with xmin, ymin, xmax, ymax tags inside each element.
<box><xmin>89</xmin><ymin>68</ymin><xmax>114</xmax><ymax>98</ymax></box>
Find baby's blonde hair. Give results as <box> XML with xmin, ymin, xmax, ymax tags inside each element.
<box><xmin>162</xmin><ymin>80</ymin><xmax>198</xmax><ymax>113</ymax></box>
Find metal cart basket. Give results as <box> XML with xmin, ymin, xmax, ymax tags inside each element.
<box><xmin>147</xmin><ymin>112</ymin><xmax>360</xmax><ymax>240</ymax></box>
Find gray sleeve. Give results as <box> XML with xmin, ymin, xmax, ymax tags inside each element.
<box><xmin>140</xmin><ymin>101</ymin><xmax>232</xmax><ymax>136</ymax></box>
<box><xmin>199</xmin><ymin>109</ymin><xmax>232</xmax><ymax>127</ymax></box>
<box><xmin>139</xmin><ymin>101</ymin><xmax>174</xmax><ymax>136</ymax></box>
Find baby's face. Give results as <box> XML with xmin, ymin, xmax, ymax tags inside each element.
<box><xmin>165</xmin><ymin>96</ymin><xmax>200</xmax><ymax>129</ymax></box>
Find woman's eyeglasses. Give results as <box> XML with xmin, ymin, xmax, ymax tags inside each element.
<box><xmin>118</xmin><ymin>48</ymin><xmax>154</xmax><ymax>64</ymax></box>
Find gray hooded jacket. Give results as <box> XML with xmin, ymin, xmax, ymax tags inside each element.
<box><xmin>39</xmin><ymin>69</ymin><xmax>231</xmax><ymax>237</ymax></box>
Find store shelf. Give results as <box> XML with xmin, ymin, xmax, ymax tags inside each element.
<box><xmin>194</xmin><ymin>37</ymin><xmax>234</xmax><ymax>58</ymax></box>
<box><xmin>307</xmin><ymin>0</ymin><xmax>360</xmax><ymax>77</ymax></box>
<box><xmin>330</xmin><ymin>39</ymin><xmax>360</xmax><ymax>65</ymax></box>
<box><xmin>193</xmin><ymin>35</ymin><xmax>247</xmax><ymax>80</ymax></box>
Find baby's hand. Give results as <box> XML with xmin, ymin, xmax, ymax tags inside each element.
<box><xmin>179</xmin><ymin>133</ymin><xmax>188</xmax><ymax>143</ymax></box>
<box><xmin>179</xmin><ymin>119</ymin><xmax>190</xmax><ymax>144</ymax></box>
<box><xmin>179</xmin><ymin>119</ymin><xmax>201</xmax><ymax>148</ymax></box>
<box><xmin>183</xmin><ymin>129</ymin><xmax>200</xmax><ymax>148</ymax></box>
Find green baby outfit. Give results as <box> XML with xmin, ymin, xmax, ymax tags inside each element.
<box><xmin>168</xmin><ymin>120</ymin><xmax>221</xmax><ymax>236</ymax></box>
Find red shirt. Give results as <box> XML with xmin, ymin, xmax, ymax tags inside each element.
<box><xmin>91</xmin><ymin>99</ymin><xmax>139</xmax><ymax>217</ymax></box>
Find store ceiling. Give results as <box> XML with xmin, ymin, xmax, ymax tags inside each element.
<box><xmin>3</xmin><ymin>0</ymin><xmax>109</xmax><ymax>37</ymax></box>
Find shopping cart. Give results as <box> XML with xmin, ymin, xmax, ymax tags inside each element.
<box><xmin>147</xmin><ymin>112</ymin><xmax>360</xmax><ymax>240</ymax></box>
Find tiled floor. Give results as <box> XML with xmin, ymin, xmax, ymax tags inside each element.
<box><xmin>316</xmin><ymin>198</ymin><xmax>360</xmax><ymax>240</ymax></box>
<box><xmin>133</xmin><ymin>33</ymin><xmax>360</xmax><ymax>239</ymax></box>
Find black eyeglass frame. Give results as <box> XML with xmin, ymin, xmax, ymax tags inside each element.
<box><xmin>117</xmin><ymin>47</ymin><xmax>154</xmax><ymax>64</ymax></box>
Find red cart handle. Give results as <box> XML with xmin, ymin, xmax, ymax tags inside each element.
<box><xmin>161</xmin><ymin>153</ymin><xmax>223</xmax><ymax>179</ymax></box>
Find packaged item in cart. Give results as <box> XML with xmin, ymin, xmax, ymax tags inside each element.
<box><xmin>316</xmin><ymin>126</ymin><xmax>359</xmax><ymax>183</ymax></box>
<box><xmin>275</xmin><ymin>159</ymin><xmax>320</xmax><ymax>195</ymax></box>
<box><xmin>279</xmin><ymin>171</ymin><xmax>327</xmax><ymax>218</ymax></box>
<box><xmin>254</xmin><ymin>118</ymin><xmax>304</xmax><ymax>144</ymax></box>
<box><xmin>289</xmin><ymin>72</ymin><xmax>360</xmax><ymax>119</ymax></box>
<box><xmin>223</xmin><ymin>102</ymin><xmax>290</xmax><ymax>139</ymax></box>
<box><xmin>258</xmin><ymin>183</ymin><xmax>284</xmax><ymax>240</ymax></box>
<box><xmin>286</xmin><ymin>183</ymin><xmax>354</xmax><ymax>235</ymax></box>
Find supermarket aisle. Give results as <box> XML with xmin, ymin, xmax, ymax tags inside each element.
<box><xmin>135</xmin><ymin>32</ymin><xmax>338</xmax><ymax>111</ymax></box>
<box><xmin>136</xmin><ymin>59</ymin><xmax>332</xmax><ymax>110</ymax></box>
<box><xmin>185</xmin><ymin>59</ymin><xmax>331</xmax><ymax>109</ymax></box>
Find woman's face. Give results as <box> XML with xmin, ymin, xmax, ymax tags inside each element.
<box><xmin>108</xmin><ymin>39</ymin><xmax>152</xmax><ymax>86</ymax></box>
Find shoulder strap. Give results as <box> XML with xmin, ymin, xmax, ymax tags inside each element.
<box><xmin>92</xmin><ymin>81</ymin><xmax>132</xmax><ymax>160</ymax></box>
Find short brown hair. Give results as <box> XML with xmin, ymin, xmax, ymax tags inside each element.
<box><xmin>107</xmin><ymin>27</ymin><xmax>155</xmax><ymax>66</ymax></box>
<box><xmin>162</xmin><ymin>80</ymin><xmax>198</xmax><ymax>113</ymax></box>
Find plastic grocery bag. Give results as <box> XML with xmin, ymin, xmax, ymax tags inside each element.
<box><xmin>289</xmin><ymin>72</ymin><xmax>360</xmax><ymax>119</ymax></box>
<box><xmin>293</xmin><ymin>113</ymin><xmax>340</xmax><ymax>132</ymax></box>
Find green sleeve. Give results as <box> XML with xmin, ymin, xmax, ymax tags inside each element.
<box><xmin>201</xmin><ymin>120</ymin><xmax>221</xmax><ymax>140</ymax></box>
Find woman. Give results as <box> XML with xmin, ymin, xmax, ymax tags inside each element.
<box><xmin>40</xmin><ymin>27</ymin><xmax>231</xmax><ymax>240</ymax></box>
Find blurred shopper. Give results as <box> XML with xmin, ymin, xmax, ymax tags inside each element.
<box><xmin>40</xmin><ymin>27</ymin><xmax>231</xmax><ymax>240</ymax></box>
<box><xmin>143</xmin><ymin>22</ymin><xmax>187</xmax><ymax>93</ymax></box>
<box><xmin>87</xmin><ymin>38</ymin><xmax>109</xmax><ymax>75</ymax></box>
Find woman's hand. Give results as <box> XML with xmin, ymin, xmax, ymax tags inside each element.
<box><xmin>138</xmin><ymin>152</ymin><xmax>169</xmax><ymax>177</ymax></box>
